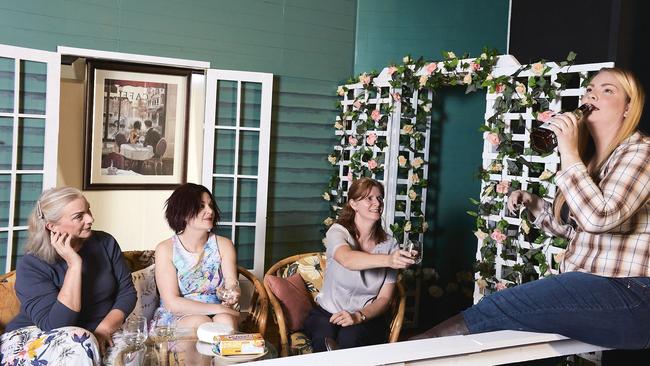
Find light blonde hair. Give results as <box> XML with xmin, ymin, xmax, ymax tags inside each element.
<box><xmin>25</xmin><ymin>187</ymin><xmax>86</xmax><ymax>263</ymax></box>
<box><xmin>554</xmin><ymin>67</ymin><xmax>646</xmax><ymax>221</ymax></box>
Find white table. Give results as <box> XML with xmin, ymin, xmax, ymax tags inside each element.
<box><xmin>120</xmin><ymin>144</ymin><xmax>154</xmax><ymax>161</ymax></box>
<box><xmin>249</xmin><ymin>331</ymin><xmax>607</xmax><ymax>366</ymax></box>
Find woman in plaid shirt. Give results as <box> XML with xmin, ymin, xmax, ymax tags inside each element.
<box><xmin>413</xmin><ymin>68</ymin><xmax>650</xmax><ymax>350</ymax></box>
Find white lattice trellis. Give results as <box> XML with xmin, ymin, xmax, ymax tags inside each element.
<box><xmin>329</xmin><ymin>56</ymin><xmax>495</xmax><ymax>326</ymax></box>
<box><xmin>474</xmin><ymin>59</ymin><xmax>614</xmax><ymax>303</ymax></box>
<box><xmin>330</xmin><ymin>67</ymin><xmax>433</xmax><ymax>327</ymax></box>
<box><xmin>333</xmin><ymin>69</ymin><xmax>432</xmax><ymax>241</ymax></box>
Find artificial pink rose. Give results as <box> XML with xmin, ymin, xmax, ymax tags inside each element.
<box><xmin>425</xmin><ymin>62</ymin><xmax>437</xmax><ymax>74</ymax></box>
<box><xmin>353</xmin><ymin>100</ymin><xmax>362</xmax><ymax>110</ymax></box>
<box><xmin>348</xmin><ymin>135</ymin><xmax>358</xmax><ymax>147</ymax></box>
<box><xmin>387</xmin><ymin>66</ymin><xmax>398</xmax><ymax>76</ymax></box>
<box><xmin>496</xmin><ymin>180</ymin><xmax>510</xmax><ymax>194</ymax></box>
<box><xmin>490</xmin><ymin>229</ymin><xmax>507</xmax><ymax>243</ymax></box>
<box><xmin>495</xmin><ymin>281</ymin><xmax>508</xmax><ymax>291</ymax></box>
<box><xmin>371</xmin><ymin>109</ymin><xmax>381</xmax><ymax>122</ymax></box>
<box><xmin>391</xmin><ymin>92</ymin><xmax>401</xmax><ymax>102</ymax></box>
<box><xmin>368</xmin><ymin>159</ymin><xmax>378</xmax><ymax>170</ymax></box>
<box><xmin>486</xmin><ymin>132</ymin><xmax>500</xmax><ymax>146</ymax></box>
<box><xmin>495</xmin><ymin>83</ymin><xmax>505</xmax><ymax>94</ymax></box>
<box><xmin>366</xmin><ymin>132</ymin><xmax>378</xmax><ymax>146</ymax></box>
<box><xmin>537</xmin><ymin>110</ymin><xmax>554</xmax><ymax>122</ymax></box>
<box><xmin>470</xmin><ymin>62</ymin><xmax>481</xmax><ymax>71</ymax></box>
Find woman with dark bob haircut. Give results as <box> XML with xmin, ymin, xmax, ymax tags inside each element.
<box><xmin>150</xmin><ymin>183</ymin><xmax>240</xmax><ymax>336</ymax></box>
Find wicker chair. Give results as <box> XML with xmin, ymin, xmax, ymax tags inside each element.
<box><xmin>237</xmin><ymin>265</ymin><xmax>269</xmax><ymax>336</ymax></box>
<box><xmin>264</xmin><ymin>252</ymin><xmax>406</xmax><ymax>357</ymax></box>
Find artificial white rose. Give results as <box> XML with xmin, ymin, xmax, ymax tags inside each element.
<box><xmin>539</xmin><ymin>169</ymin><xmax>554</xmax><ymax>181</ymax></box>
<box><xmin>401</xmin><ymin>124</ymin><xmax>415</xmax><ymax>135</ymax></box>
<box><xmin>398</xmin><ymin>155</ymin><xmax>408</xmax><ymax>167</ymax></box>
<box><xmin>411</xmin><ymin>157</ymin><xmax>424</xmax><ymax>169</ymax></box>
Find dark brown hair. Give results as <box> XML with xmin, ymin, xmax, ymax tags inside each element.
<box><xmin>165</xmin><ymin>183</ymin><xmax>221</xmax><ymax>233</ymax></box>
<box><xmin>336</xmin><ymin>177</ymin><xmax>388</xmax><ymax>244</ymax></box>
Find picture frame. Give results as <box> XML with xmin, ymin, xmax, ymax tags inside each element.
<box><xmin>83</xmin><ymin>60</ymin><xmax>191</xmax><ymax>190</ymax></box>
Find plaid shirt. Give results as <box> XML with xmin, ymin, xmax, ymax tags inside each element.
<box><xmin>534</xmin><ymin>132</ymin><xmax>650</xmax><ymax>277</ymax></box>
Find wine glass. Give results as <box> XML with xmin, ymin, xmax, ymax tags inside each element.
<box><xmin>153</xmin><ymin>315</ymin><xmax>176</xmax><ymax>341</ymax></box>
<box><xmin>216</xmin><ymin>277</ymin><xmax>241</xmax><ymax>307</ymax></box>
<box><xmin>407</xmin><ymin>240</ymin><xmax>423</xmax><ymax>265</ymax></box>
<box><xmin>123</xmin><ymin>315</ymin><xmax>148</xmax><ymax>349</ymax></box>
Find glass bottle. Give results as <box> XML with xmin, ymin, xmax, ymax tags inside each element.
<box><xmin>530</xmin><ymin>103</ymin><xmax>595</xmax><ymax>154</ymax></box>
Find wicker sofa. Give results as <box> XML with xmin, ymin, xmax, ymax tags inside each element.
<box><xmin>0</xmin><ymin>250</ymin><xmax>268</xmax><ymax>336</ymax></box>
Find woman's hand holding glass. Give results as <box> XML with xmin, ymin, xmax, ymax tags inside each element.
<box><xmin>216</xmin><ymin>278</ymin><xmax>241</xmax><ymax>308</ymax></box>
<box><xmin>387</xmin><ymin>248</ymin><xmax>415</xmax><ymax>269</ymax></box>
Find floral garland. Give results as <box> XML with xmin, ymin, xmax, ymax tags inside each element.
<box><xmin>323</xmin><ymin>48</ymin><xmax>578</xmax><ymax>294</ymax></box>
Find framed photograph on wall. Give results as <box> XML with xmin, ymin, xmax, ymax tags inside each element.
<box><xmin>83</xmin><ymin>60</ymin><xmax>191</xmax><ymax>190</ymax></box>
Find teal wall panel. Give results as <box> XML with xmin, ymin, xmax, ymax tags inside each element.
<box><xmin>355</xmin><ymin>0</ymin><xmax>509</xmax><ymax>286</ymax></box>
<box><xmin>0</xmin><ymin>0</ymin><xmax>356</xmax><ymax>266</ymax></box>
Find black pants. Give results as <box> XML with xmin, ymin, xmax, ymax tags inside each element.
<box><xmin>303</xmin><ymin>306</ymin><xmax>388</xmax><ymax>352</ymax></box>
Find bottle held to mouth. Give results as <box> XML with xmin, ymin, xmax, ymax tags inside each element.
<box><xmin>530</xmin><ymin>103</ymin><xmax>596</xmax><ymax>154</ymax></box>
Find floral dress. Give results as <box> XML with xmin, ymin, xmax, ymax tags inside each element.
<box><xmin>150</xmin><ymin>234</ymin><xmax>223</xmax><ymax>328</ymax></box>
<box><xmin>0</xmin><ymin>326</ymin><xmax>100</xmax><ymax>366</ymax></box>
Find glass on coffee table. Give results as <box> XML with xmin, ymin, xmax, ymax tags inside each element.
<box><xmin>117</xmin><ymin>328</ymin><xmax>277</xmax><ymax>366</ymax></box>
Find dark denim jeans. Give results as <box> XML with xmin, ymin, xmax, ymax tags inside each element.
<box><xmin>463</xmin><ymin>271</ymin><xmax>650</xmax><ymax>349</ymax></box>
<box><xmin>303</xmin><ymin>306</ymin><xmax>387</xmax><ymax>352</ymax></box>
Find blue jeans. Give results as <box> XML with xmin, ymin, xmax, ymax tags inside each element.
<box><xmin>463</xmin><ymin>272</ymin><xmax>650</xmax><ymax>349</ymax></box>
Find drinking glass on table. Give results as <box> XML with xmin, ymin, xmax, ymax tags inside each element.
<box><xmin>123</xmin><ymin>315</ymin><xmax>148</xmax><ymax>349</ymax></box>
<box><xmin>153</xmin><ymin>315</ymin><xmax>176</xmax><ymax>340</ymax></box>
<box><xmin>216</xmin><ymin>277</ymin><xmax>241</xmax><ymax>308</ymax></box>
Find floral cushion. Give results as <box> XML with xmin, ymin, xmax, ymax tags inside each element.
<box><xmin>280</xmin><ymin>254</ymin><xmax>326</xmax><ymax>300</ymax></box>
<box><xmin>127</xmin><ymin>264</ymin><xmax>159</xmax><ymax>323</ymax></box>
<box><xmin>289</xmin><ymin>331</ymin><xmax>313</xmax><ymax>355</ymax></box>
<box><xmin>278</xmin><ymin>254</ymin><xmax>325</xmax><ymax>355</ymax></box>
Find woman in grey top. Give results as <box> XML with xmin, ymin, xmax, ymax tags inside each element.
<box><xmin>303</xmin><ymin>178</ymin><xmax>415</xmax><ymax>351</ymax></box>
